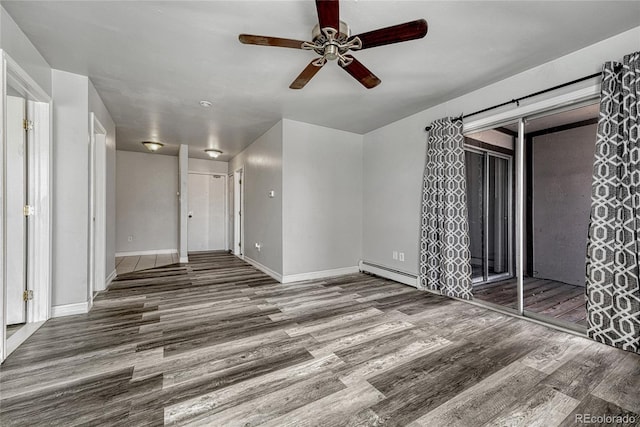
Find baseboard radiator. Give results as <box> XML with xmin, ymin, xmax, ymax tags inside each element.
<box><xmin>359</xmin><ymin>261</ymin><xmax>419</xmax><ymax>288</ymax></box>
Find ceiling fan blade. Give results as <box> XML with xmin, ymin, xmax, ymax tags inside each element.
<box><xmin>290</xmin><ymin>60</ymin><xmax>325</xmax><ymax>89</ymax></box>
<box><xmin>341</xmin><ymin>56</ymin><xmax>381</xmax><ymax>89</ymax></box>
<box><xmin>239</xmin><ymin>34</ymin><xmax>306</xmax><ymax>49</ymax></box>
<box><xmin>352</xmin><ymin>19</ymin><xmax>428</xmax><ymax>50</ymax></box>
<box><xmin>316</xmin><ymin>0</ymin><xmax>340</xmax><ymax>31</ymax></box>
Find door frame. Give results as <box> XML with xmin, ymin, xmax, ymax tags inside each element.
<box><xmin>233</xmin><ymin>166</ymin><xmax>244</xmax><ymax>257</ymax></box>
<box><xmin>187</xmin><ymin>171</ymin><xmax>228</xmax><ymax>251</ymax></box>
<box><xmin>1</xmin><ymin>52</ymin><xmax>52</xmax><ymax>362</ymax></box>
<box><xmin>228</xmin><ymin>173</ymin><xmax>234</xmax><ymax>251</ymax></box>
<box><xmin>461</xmin><ymin>84</ymin><xmax>599</xmax><ymax>334</ymax></box>
<box><xmin>88</xmin><ymin>113</ymin><xmax>107</xmax><ymax>306</ymax></box>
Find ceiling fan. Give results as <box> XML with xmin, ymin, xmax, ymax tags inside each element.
<box><xmin>238</xmin><ymin>0</ymin><xmax>428</xmax><ymax>89</ymax></box>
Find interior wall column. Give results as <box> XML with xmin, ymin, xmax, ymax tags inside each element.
<box><xmin>178</xmin><ymin>144</ymin><xmax>189</xmax><ymax>263</ymax></box>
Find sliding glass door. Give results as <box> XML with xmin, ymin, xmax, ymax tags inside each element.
<box><xmin>465</xmin><ymin>148</ymin><xmax>513</xmax><ymax>285</ymax></box>
<box><xmin>463</xmin><ymin>102</ymin><xmax>597</xmax><ymax>331</ymax></box>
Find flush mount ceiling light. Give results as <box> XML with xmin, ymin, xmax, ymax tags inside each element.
<box><xmin>142</xmin><ymin>141</ymin><xmax>164</xmax><ymax>152</ymax></box>
<box><xmin>205</xmin><ymin>149</ymin><xmax>223</xmax><ymax>158</ymax></box>
<box><xmin>199</xmin><ymin>100</ymin><xmax>213</xmax><ymax>108</ymax></box>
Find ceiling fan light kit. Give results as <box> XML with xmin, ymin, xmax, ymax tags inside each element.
<box><xmin>239</xmin><ymin>0</ymin><xmax>428</xmax><ymax>90</ymax></box>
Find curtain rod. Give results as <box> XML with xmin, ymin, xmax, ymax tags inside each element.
<box><xmin>424</xmin><ymin>69</ymin><xmax>608</xmax><ymax>132</ymax></box>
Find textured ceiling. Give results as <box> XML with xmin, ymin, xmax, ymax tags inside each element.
<box><xmin>4</xmin><ymin>1</ymin><xmax>639</xmax><ymax>160</ymax></box>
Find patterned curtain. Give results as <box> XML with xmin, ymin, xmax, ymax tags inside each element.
<box><xmin>419</xmin><ymin>118</ymin><xmax>472</xmax><ymax>300</ymax></box>
<box><xmin>586</xmin><ymin>51</ymin><xmax>640</xmax><ymax>354</ymax></box>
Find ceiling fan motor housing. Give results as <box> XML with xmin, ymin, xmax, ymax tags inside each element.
<box><xmin>306</xmin><ymin>21</ymin><xmax>362</xmax><ymax>66</ymax></box>
<box><xmin>312</xmin><ymin>20</ymin><xmax>351</xmax><ymax>43</ymax></box>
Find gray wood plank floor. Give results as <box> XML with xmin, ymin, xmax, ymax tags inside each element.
<box><xmin>1</xmin><ymin>251</ymin><xmax>638</xmax><ymax>426</ymax></box>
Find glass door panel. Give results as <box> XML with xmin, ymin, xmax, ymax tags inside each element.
<box><xmin>487</xmin><ymin>156</ymin><xmax>511</xmax><ymax>278</ymax></box>
<box><xmin>522</xmin><ymin>103</ymin><xmax>597</xmax><ymax>329</ymax></box>
<box><xmin>465</xmin><ymin>150</ymin><xmax>485</xmax><ymax>282</ymax></box>
<box><xmin>464</xmin><ymin>130</ymin><xmax>517</xmax><ymax>312</ymax></box>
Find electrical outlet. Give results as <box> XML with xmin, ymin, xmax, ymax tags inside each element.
<box><xmin>399</xmin><ymin>252</ymin><xmax>405</xmax><ymax>262</ymax></box>
<box><xmin>392</xmin><ymin>251</ymin><xmax>398</xmax><ymax>260</ymax></box>
<box><xmin>127</xmin><ymin>235</ymin><xmax>133</xmax><ymax>242</ymax></box>
<box><xmin>255</xmin><ymin>242</ymin><xmax>261</xmax><ymax>252</ymax></box>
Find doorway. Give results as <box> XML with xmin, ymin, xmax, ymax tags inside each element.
<box><xmin>1</xmin><ymin>52</ymin><xmax>53</xmax><ymax>363</ymax></box>
<box><xmin>464</xmin><ymin>100</ymin><xmax>598</xmax><ymax>331</ymax></box>
<box><xmin>228</xmin><ymin>173</ymin><xmax>234</xmax><ymax>252</ymax></box>
<box><xmin>187</xmin><ymin>173</ymin><xmax>227</xmax><ymax>251</ymax></box>
<box><xmin>233</xmin><ymin>167</ymin><xmax>244</xmax><ymax>256</ymax></box>
<box><xmin>6</xmin><ymin>94</ymin><xmax>28</xmax><ymax>332</ymax></box>
<box><xmin>88</xmin><ymin>113</ymin><xmax>107</xmax><ymax>303</ymax></box>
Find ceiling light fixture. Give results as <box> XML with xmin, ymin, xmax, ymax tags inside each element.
<box><xmin>199</xmin><ymin>100</ymin><xmax>213</xmax><ymax>108</ymax></box>
<box><xmin>205</xmin><ymin>149</ymin><xmax>223</xmax><ymax>158</ymax></box>
<box><xmin>142</xmin><ymin>141</ymin><xmax>164</xmax><ymax>152</ymax></box>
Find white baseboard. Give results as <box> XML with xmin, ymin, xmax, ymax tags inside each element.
<box><xmin>115</xmin><ymin>249</ymin><xmax>177</xmax><ymax>257</ymax></box>
<box><xmin>282</xmin><ymin>266</ymin><xmax>360</xmax><ymax>283</ymax></box>
<box><xmin>105</xmin><ymin>269</ymin><xmax>117</xmax><ymax>288</ymax></box>
<box><xmin>359</xmin><ymin>260</ymin><xmax>419</xmax><ymax>288</ymax></box>
<box><xmin>244</xmin><ymin>256</ymin><xmax>283</xmax><ymax>282</ymax></box>
<box><xmin>179</xmin><ymin>256</ymin><xmax>189</xmax><ymax>263</ymax></box>
<box><xmin>51</xmin><ymin>302</ymin><xmax>89</xmax><ymax>318</ymax></box>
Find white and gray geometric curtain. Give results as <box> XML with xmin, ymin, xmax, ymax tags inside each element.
<box><xmin>419</xmin><ymin>118</ymin><xmax>473</xmax><ymax>300</ymax></box>
<box><xmin>586</xmin><ymin>51</ymin><xmax>640</xmax><ymax>354</ymax></box>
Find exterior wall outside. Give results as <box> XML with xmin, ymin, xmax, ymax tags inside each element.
<box><xmin>532</xmin><ymin>124</ymin><xmax>597</xmax><ymax>287</ymax></box>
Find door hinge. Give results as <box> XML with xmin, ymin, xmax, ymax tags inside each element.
<box><xmin>23</xmin><ymin>290</ymin><xmax>33</xmax><ymax>302</ymax></box>
<box><xmin>23</xmin><ymin>205</ymin><xmax>35</xmax><ymax>216</ymax></box>
<box><xmin>23</xmin><ymin>119</ymin><xmax>34</xmax><ymax>131</ymax></box>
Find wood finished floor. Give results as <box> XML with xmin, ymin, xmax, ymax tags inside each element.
<box><xmin>1</xmin><ymin>251</ymin><xmax>639</xmax><ymax>426</ymax></box>
<box><xmin>474</xmin><ymin>277</ymin><xmax>588</xmax><ymax>326</ymax></box>
<box><xmin>116</xmin><ymin>253</ymin><xmax>179</xmax><ymax>275</ymax></box>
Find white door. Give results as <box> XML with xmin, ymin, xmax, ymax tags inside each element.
<box><xmin>188</xmin><ymin>173</ymin><xmax>226</xmax><ymax>251</ymax></box>
<box><xmin>7</xmin><ymin>96</ymin><xmax>27</xmax><ymax>325</ymax></box>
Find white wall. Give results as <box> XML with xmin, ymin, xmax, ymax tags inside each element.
<box><xmin>229</xmin><ymin>121</ymin><xmax>283</xmax><ymax>275</ymax></box>
<box><xmin>51</xmin><ymin>70</ymin><xmax>89</xmax><ymax>306</ymax></box>
<box><xmin>282</xmin><ymin>119</ymin><xmax>362</xmax><ymax>276</ymax></box>
<box><xmin>0</xmin><ymin>7</ymin><xmax>51</xmax><ymax>96</ymax></box>
<box><xmin>189</xmin><ymin>158</ymin><xmax>228</xmax><ymax>175</ymax></box>
<box><xmin>88</xmin><ymin>81</ymin><xmax>117</xmax><ymax>279</ymax></box>
<box><xmin>362</xmin><ymin>26</ymin><xmax>640</xmax><ymax>276</ymax></box>
<box><xmin>116</xmin><ymin>151</ymin><xmax>179</xmax><ymax>254</ymax></box>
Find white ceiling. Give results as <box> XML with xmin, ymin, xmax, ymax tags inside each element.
<box><xmin>4</xmin><ymin>1</ymin><xmax>639</xmax><ymax>160</ymax></box>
